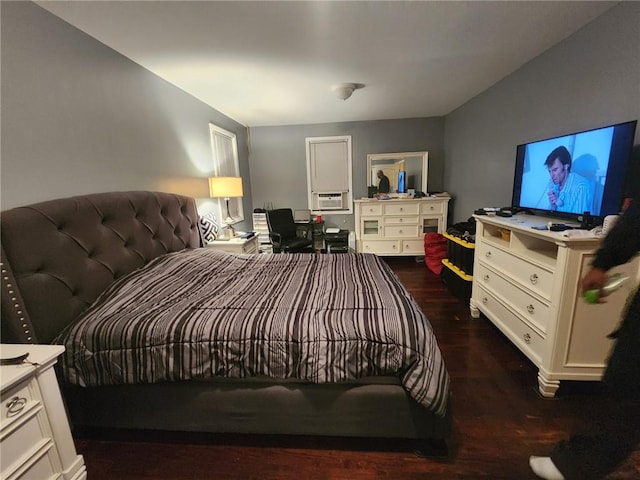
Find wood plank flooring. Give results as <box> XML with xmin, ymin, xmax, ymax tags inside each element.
<box><xmin>72</xmin><ymin>257</ymin><xmax>639</xmax><ymax>479</ymax></box>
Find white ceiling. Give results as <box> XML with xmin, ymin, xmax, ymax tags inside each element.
<box><xmin>37</xmin><ymin>1</ymin><xmax>616</xmax><ymax>128</ymax></box>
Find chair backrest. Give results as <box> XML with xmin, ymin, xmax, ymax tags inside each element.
<box><xmin>267</xmin><ymin>209</ymin><xmax>297</xmax><ymax>239</ymax></box>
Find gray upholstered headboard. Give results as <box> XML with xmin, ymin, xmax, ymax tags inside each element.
<box><xmin>1</xmin><ymin>191</ymin><xmax>201</xmax><ymax>344</ymax></box>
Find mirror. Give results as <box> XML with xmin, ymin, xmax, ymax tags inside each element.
<box><xmin>367</xmin><ymin>151</ymin><xmax>428</xmax><ymax>195</ymax></box>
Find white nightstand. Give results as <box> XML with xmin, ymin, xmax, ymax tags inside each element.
<box><xmin>205</xmin><ymin>235</ymin><xmax>259</xmax><ymax>254</ymax></box>
<box><xmin>0</xmin><ymin>344</ymin><xmax>87</xmax><ymax>480</ymax></box>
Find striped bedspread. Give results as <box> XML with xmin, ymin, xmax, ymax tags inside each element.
<box><xmin>56</xmin><ymin>249</ymin><xmax>450</xmax><ymax>416</ymax></box>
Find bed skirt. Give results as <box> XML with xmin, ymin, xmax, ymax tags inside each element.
<box><xmin>62</xmin><ymin>377</ymin><xmax>452</xmax><ymax>440</ymax></box>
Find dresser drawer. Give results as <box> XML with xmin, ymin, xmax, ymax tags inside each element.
<box><xmin>360</xmin><ymin>204</ymin><xmax>383</xmax><ymax>216</ymax></box>
<box><xmin>420</xmin><ymin>202</ymin><xmax>444</xmax><ymax>215</ymax></box>
<box><xmin>476</xmin><ymin>285</ymin><xmax>544</xmax><ymax>364</ymax></box>
<box><xmin>402</xmin><ymin>239</ymin><xmax>425</xmax><ymax>254</ymax></box>
<box><xmin>384</xmin><ymin>215</ymin><xmax>419</xmax><ymax>226</ymax></box>
<box><xmin>384</xmin><ymin>225</ymin><xmax>420</xmax><ymax>238</ymax></box>
<box><xmin>361</xmin><ymin>240</ymin><xmax>400</xmax><ymax>254</ymax></box>
<box><xmin>476</xmin><ymin>242</ymin><xmax>554</xmax><ymax>300</ymax></box>
<box><xmin>384</xmin><ymin>203</ymin><xmax>419</xmax><ymax>215</ymax></box>
<box><xmin>476</xmin><ymin>263</ymin><xmax>550</xmax><ymax>333</ymax></box>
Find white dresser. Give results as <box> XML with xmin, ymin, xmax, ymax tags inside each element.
<box><xmin>354</xmin><ymin>196</ymin><xmax>450</xmax><ymax>256</ymax></box>
<box><xmin>0</xmin><ymin>344</ymin><xmax>86</xmax><ymax>480</ymax></box>
<box><xmin>470</xmin><ymin>214</ymin><xmax>640</xmax><ymax>397</ymax></box>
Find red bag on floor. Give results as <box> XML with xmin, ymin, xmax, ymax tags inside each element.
<box><xmin>424</xmin><ymin>233</ymin><xmax>447</xmax><ymax>275</ymax></box>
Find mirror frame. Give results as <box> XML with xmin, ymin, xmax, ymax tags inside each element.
<box><xmin>367</xmin><ymin>151</ymin><xmax>428</xmax><ymax>194</ymax></box>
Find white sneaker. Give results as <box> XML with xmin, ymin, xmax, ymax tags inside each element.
<box><xmin>529</xmin><ymin>456</ymin><xmax>565</xmax><ymax>480</ymax></box>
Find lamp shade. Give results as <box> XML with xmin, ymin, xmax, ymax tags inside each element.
<box><xmin>208</xmin><ymin>176</ymin><xmax>243</xmax><ymax>198</ymax></box>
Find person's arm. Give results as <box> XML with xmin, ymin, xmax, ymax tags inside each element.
<box><xmin>580</xmin><ymin>198</ymin><xmax>640</xmax><ymax>298</ymax></box>
<box><xmin>591</xmin><ymin>198</ymin><xmax>640</xmax><ymax>272</ymax></box>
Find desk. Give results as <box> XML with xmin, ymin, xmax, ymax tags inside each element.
<box><xmin>296</xmin><ymin>221</ymin><xmax>325</xmax><ymax>252</ymax></box>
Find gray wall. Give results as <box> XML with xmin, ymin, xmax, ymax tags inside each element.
<box><xmin>249</xmin><ymin>117</ymin><xmax>444</xmax><ymax>231</ymax></box>
<box><xmin>1</xmin><ymin>1</ymin><xmax>252</xmax><ymax>231</ymax></box>
<box><xmin>4</xmin><ymin>1</ymin><xmax>637</xmax><ymax>233</ymax></box>
<box><xmin>444</xmin><ymin>2</ymin><xmax>640</xmax><ymax>224</ymax></box>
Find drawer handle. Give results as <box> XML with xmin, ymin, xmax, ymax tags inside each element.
<box><xmin>527</xmin><ymin>304</ymin><xmax>535</xmax><ymax>314</ymax></box>
<box><xmin>485</xmin><ymin>251</ymin><xmax>492</xmax><ymax>259</ymax></box>
<box><xmin>529</xmin><ymin>274</ymin><xmax>539</xmax><ymax>284</ymax></box>
<box><xmin>399</xmin><ymin>230</ymin><xmax>403</xmax><ymax>234</ymax></box>
<box><xmin>430</xmin><ymin>206</ymin><xmax>435</xmax><ymax>210</ymax></box>
<box><xmin>483</xmin><ymin>274</ymin><xmax>490</xmax><ymax>281</ymax></box>
<box><xmin>399</xmin><ymin>218</ymin><xmax>403</xmax><ymax>222</ymax></box>
<box><xmin>392</xmin><ymin>245</ymin><xmax>397</xmax><ymax>250</ymax></box>
<box><xmin>523</xmin><ymin>333</ymin><xmax>531</xmax><ymax>344</ymax></box>
<box><xmin>482</xmin><ymin>297</ymin><xmax>488</xmax><ymax>305</ymax></box>
<box><xmin>6</xmin><ymin>396</ymin><xmax>27</xmax><ymax>417</ymax></box>
<box><xmin>400</xmin><ymin>207</ymin><xmax>404</xmax><ymax>212</ymax></box>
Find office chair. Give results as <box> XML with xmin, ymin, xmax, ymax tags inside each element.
<box><xmin>267</xmin><ymin>208</ymin><xmax>313</xmax><ymax>253</ymax></box>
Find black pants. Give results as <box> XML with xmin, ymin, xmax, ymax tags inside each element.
<box><xmin>550</xmin><ymin>290</ymin><xmax>640</xmax><ymax>480</ymax></box>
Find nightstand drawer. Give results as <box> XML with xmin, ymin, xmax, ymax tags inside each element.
<box><xmin>8</xmin><ymin>441</ymin><xmax>57</xmax><ymax>480</ymax></box>
<box><xmin>1</xmin><ymin>379</ymin><xmax>38</xmax><ymax>430</ymax></box>
<box><xmin>1</xmin><ymin>410</ymin><xmax>51</xmax><ymax>478</ymax></box>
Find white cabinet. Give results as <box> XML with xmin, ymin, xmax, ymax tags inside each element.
<box><xmin>0</xmin><ymin>344</ymin><xmax>86</xmax><ymax>480</ymax></box>
<box><xmin>354</xmin><ymin>196</ymin><xmax>450</xmax><ymax>256</ymax></box>
<box><xmin>470</xmin><ymin>214</ymin><xmax>640</xmax><ymax>397</ymax></box>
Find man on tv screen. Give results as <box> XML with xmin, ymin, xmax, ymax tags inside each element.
<box><xmin>543</xmin><ymin>146</ymin><xmax>591</xmax><ymax>214</ymax></box>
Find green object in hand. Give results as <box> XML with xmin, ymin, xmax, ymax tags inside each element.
<box><xmin>583</xmin><ymin>273</ymin><xmax>628</xmax><ymax>304</ymax></box>
<box><xmin>584</xmin><ymin>289</ymin><xmax>601</xmax><ymax>304</ymax></box>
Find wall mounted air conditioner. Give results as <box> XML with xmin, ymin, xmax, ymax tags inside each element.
<box><xmin>317</xmin><ymin>193</ymin><xmax>344</xmax><ymax>210</ymax></box>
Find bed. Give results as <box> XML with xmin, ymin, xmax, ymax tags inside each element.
<box><xmin>0</xmin><ymin>191</ymin><xmax>451</xmax><ymax>451</ymax></box>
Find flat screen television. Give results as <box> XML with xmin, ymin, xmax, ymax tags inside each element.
<box><xmin>511</xmin><ymin>120</ymin><xmax>637</xmax><ymax>222</ymax></box>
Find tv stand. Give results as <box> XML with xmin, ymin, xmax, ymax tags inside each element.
<box><xmin>470</xmin><ymin>213</ymin><xmax>639</xmax><ymax>397</ymax></box>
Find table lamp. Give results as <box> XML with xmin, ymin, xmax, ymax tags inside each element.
<box><xmin>208</xmin><ymin>176</ymin><xmax>243</xmax><ymax>238</ymax></box>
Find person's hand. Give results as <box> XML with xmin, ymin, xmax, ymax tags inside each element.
<box><xmin>581</xmin><ymin>267</ymin><xmax>608</xmax><ymax>303</ymax></box>
<box><xmin>547</xmin><ymin>190</ymin><xmax>558</xmax><ymax>209</ymax></box>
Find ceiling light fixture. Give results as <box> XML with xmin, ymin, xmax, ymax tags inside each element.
<box><xmin>332</xmin><ymin>83</ymin><xmax>365</xmax><ymax>101</ymax></box>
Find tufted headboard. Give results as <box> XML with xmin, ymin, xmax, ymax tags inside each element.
<box><xmin>1</xmin><ymin>191</ymin><xmax>202</xmax><ymax>345</ymax></box>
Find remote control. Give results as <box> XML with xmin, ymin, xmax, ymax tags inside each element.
<box><xmin>549</xmin><ymin>224</ymin><xmax>573</xmax><ymax>231</ymax></box>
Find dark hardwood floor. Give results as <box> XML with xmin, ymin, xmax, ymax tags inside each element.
<box><xmin>72</xmin><ymin>257</ymin><xmax>639</xmax><ymax>479</ymax></box>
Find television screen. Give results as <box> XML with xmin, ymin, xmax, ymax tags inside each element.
<box><xmin>511</xmin><ymin>120</ymin><xmax>637</xmax><ymax>221</ymax></box>
<box><xmin>398</xmin><ymin>170</ymin><xmax>406</xmax><ymax>193</ymax></box>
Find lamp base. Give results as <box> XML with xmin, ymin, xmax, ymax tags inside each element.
<box><xmin>222</xmin><ymin>220</ymin><xmax>236</xmax><ymax>239</ymax></box>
